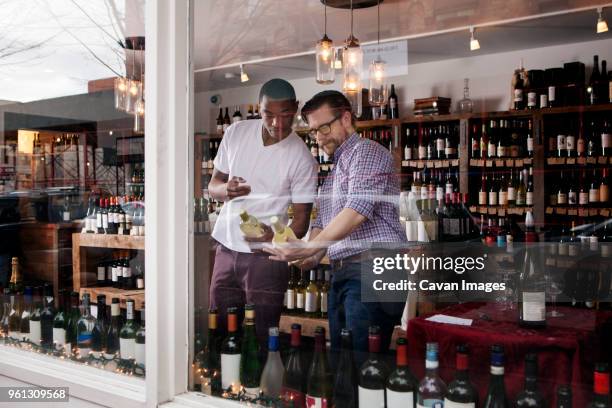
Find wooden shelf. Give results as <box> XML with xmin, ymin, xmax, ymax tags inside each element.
<box><xmin>279</xmin><ymin>314</ymin><xmax>329</xmax><ymax>339</ymax></box>
<box><xmin>356</xmin><ymin>119</ymin><xmax>401</xmax><ymax>128</ymax></box>
<box><xmin>469</xmin><ymin>206</ymin><xmax>534</xmax><ymax>216</ymax></box>
<box><xmin>539</xmin><ymin>103</ymin><xmax>612</xmax><ymax>115</ymax></box>
<box><xmin>195</xmin><ymin>133</ymin><xmax>223</xmax><ymax>140</ymax></box>
<box><xmin>73</xmin><ymin>233</ymin><xmax>145</xmax><ymax>250</ymax></box>
<box><xmin>80</xmin><ymin>287</ymin><xmax>145</xmax><ymax>310</ymax></box>
<box><xmin>470</xmin><ymin>158</ymin><xmax>533</xmax><ymax>168</ymax></box>
<box><xmin>546</xmin><ymin>207</ymin><xmax>611</xmax><ymax>217</ymax></box>
<box><xmin>402</xmin><ymin>159</ymin><xmax>459</xmax><ymax>168</ymax></box>
<box><xmin>546</xmin><ymin>156</ymin><xmax>611</xmax><ymax>166</ymax></box>
<box><xmin>402</xmin><ymin>113</ymin><xmax>468</xmax><ymax>123</ymax></box>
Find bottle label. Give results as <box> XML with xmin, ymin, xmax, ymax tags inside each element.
<box><xmin>602</xmin><ymin>244</ymin><xmax>611</xmax><ymax>258</ymax></box>
<box><xmin>102</xmin><ymin>214</ymin><xmax>108</xmax><ymax>229</ymax></box>
<box><xmin>602</xmin><ymin>133</ymin><xmax>611</xmax><ymax>149</ymax></box>
<box><xmin>527</xmin><ymin>137</ymin><xmax>534</xmax><ymax>152</ymax></box>
<box><xmin>97</xmin><ymin>266</ymin><xmax>105</xmax><ymax>281</ymax></box>
<box><xmin>420</xmin><ymin>186</ymin><xmax>428</xmax><ymax>200</ymax></box>
<box><xmin>436</xmin><ymin>139</ymin><xmax>445</xmax><ymax>152</ymax></box>
<box><xmin>411</xmin><ymin>185</ymin><xmax>419</xmax><ymax>194</ymax></box>
<box><xmin>137</xmin><ymin>278</ymin><xmax>145</xmax><ymax>289</ymax></box>
<box><xmin>120</xmin><ymin>338</ymin><xmax>136</xmax><ymax>360</ymax></box>
<box><xmin>557</xmin><ymin>193</ymin><xmax>567</xmax><ymax>205</ymax></box>
<box><xmin>358</xmin><ymin>387</ymin><xmax>385</xmax><ymax>407</ymax></box>
<box><xmin>514</xmin><ymin>89</ymin><xmax>523</xmax><ymax>102</ymax></box>
<box><xmin>53</xmin><ymin>328</ymin><xmax>66</xmax><ymax>350</ymax></box>
<box><xmin>305</xmin><ymin>293</ymin><xmax>317</xmax><ymax>313</ymax></box>
<box><xmin>579</xmin><ymin>192</ymin><xmax>589</xmax><ymax>205</ymax></box>
<box><xmin>548</xmin><ymin>86</ymin><xmax>556</xmax><ymax>101</ymax></box>
<box><xmin>479</xmin><ymin>191</ymin><xmax>487</xmax><ymax>205</ymax></box>
<box><xmin>320</xmin><ymin>292</ymin><xmax>328</xmax><ymax>313</ymax></box>
<box><xmin>221</xmin><ymin>354</ymin><xmax>241</xmax><ymax>390</ymax></box>
<box><xmin>507</xmin><ymin>187</ymin><xmax>516</xmax><ymax>201</ymax></box>
<box><xmin>488</xmin><ymin>191</ymin><xmax>498</xmax><ymax>206</ymax></box>
<box><xmin>96</xmin><ymin>213</ymin><xmax>102</xmax><ymax>228</ymax></box>
<box><xmin>306</xmin><ymin>395</ymin><xmax>329</xmax><ymax>408</ymax></box>
<box><xmin>296</xmin><ymin>293</ymin><xmax>305</xmax><ymax>309</ymax></box>
<box><xmin>527</xmin><ymin>92</ymin><xmax>537</xmax><ymax>107</ymax></box>
<box><xmin>600</xmin><ymin>185</ymin><xmax>609</xmax><ymax>203</ymax></box>
<box><xmin>386</xmin><ymin>389</ymin><xmax>414</xmax><ymax>408</ymax></box>
<box><xmin>418</xmin><ymin>146</ymin><xmax>427</xmax><ymax>159</ymax></box>
<box><xmin>449</xmin><ymin>219</ymin><xmax>461</xmax><ymax>236</ymax></box>
<box><xmin>445</xmin><ymin>147</ymin><xmax>455</xmax><ymax>156</ymax></box>
<box><xmin>558</xmin><ymin>243</ymin><xmax>568</xmax><ymax>256</ymax></box>
<box><xmin>488</xmin><ymin>143</ymin><xmax>496</xmax><ymax>158</ymax></box>
<box><xmin>589</xmin><ymin>188</ymin><xmax>599</xmax><ymax>203</ymax></box>
<box><xmin>29</xmin><ymin>321</ymin><xmax>41</xmax><ymax>346</ymax></box>
<box><xmin>499</xmin><ymin>191</ymin><xmax>508</xmax><ymax>206</ymax></box>
<box><xmin>78</xmin><ymin>333</ymin><xmax>93</xmax><ymax>350</ymax></box>
<box><xmin>577</xmin><ymin>139</ymin><xmax>585</xmax><ymax>155</ymax></box>
<box><xmin>445</xmin><ymin>183</ymin><xmax>453</xmax><ymax>196</ymax></box>
<box><xmin>539</xmin><ymin>94</ymin><xmax>548</xmax><ymax>108</ymax></box>
<box><xmin>566</xmin><ymin>135</ymin><xmax>576</xmax><ymax>151</ymax></box>
<box><xmin>286</xmin><ymin>289</ymin><xmax>295</xmax><ymax>309</ymax></box>
<box><xmin>569</xmin><ymin>244</ymin><xmax>579</xmax><ymax>257</ymax></box>
<box><xmin>436</xmin><ymin>187</ymin><xmax>444</xmax><ymax>202</ymax></box>
<box><xmin>526</xmin><ymin>192</ymin><xmax>534</xmax><ymax>206</ymax></box>
<box><xmin>497</xmin><ymin>145</ymin><xmax>505</xmax><ymax>158</ymax></box>
<box><xmin>135</xmin><ymin>343</ymin><xmax>145</xmax><ymax>366</ymax></box>
<box><xmin>557</xmin><ymin>134</ymin><xmax>566</xmax><ymax>150</ymax></box>
<box><xmin>444</xmin><ymin>400</ymin><xmax>476</xmax><ymax>408</ymax></box>
<box><xmin>522</xmin><ymin>291</ymin><xmax>546</xmax><ymax>322</ymax></box>
<box><xmin>568</xmin><ymin>191</ymin><xmax>577</xmax><ymax>205</ymax></box>
<box><xmin>418</xmin><ymin>399</ymin><xmax>444</xmax><ymax>408</ymax></box>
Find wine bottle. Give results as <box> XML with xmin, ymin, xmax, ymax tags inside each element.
<box><xmin>119</xmin><ymin>299</ymin><xmax>138</xmax><ymax>365</ymax></box>
<box><xmin>417</xmin><ymin>342</ymin><xmax>446</xmax><ymax>407</ymax></box>
<box><xmin>518</xmin><ymin>244</ymin><xmax>546</xmax><ymax>327</ymax></box>
<box><xmin>306</xmin><ymin>326</ymin><xmax>332</xmax><ymax>407</ymax></box>
<box><xmin>296</xmin><ymin>270</ymin><xmax>307</xmax><ymax>316</ymax></box>
<box><xmin>221</xmin><ymin>307</ymin><xmax>241</xmax><ymax>393</ymax></box>
<box><xmin>7</xmin><ymin>292</ymin><xmax>21</xmax><ymax>341</ymax></box>
<box><xmin>104</xmin><ymin>297</ymin><xmax>121</xmax><ymax>360</ymax></box>
<box><xmin>223</xmin><ymin>107</ymin><xmax>231</xmax><ymax>132</ymax></box>
<box><xmin>588</xmin><ymin>363</ymin><xmax>610</xmax><ymax>408</ymax></box>
<box><xmin>52</xmin><ymin>290</ymin><xmax>67</xmax><ymax>352</ymax></box>
<box><xmin>19</xmin><ymin>286</ymin><xmax>32</xmax><ymax>342</ymax></box>
<box><xmin>556</xmin><ymin>385</ymin><xmax>572</xmax><ymax>408</ymax></box>
<box><xmin>271</xmin><ymin>215</ymin><xmax>297</xmax><ymax>245</ymax></box>
<box><xmin>232</xmin><ymin>106</ymin><xmax>242</xmax><ymax>123</ymax></box>
<box><xmin>601</xmin><ymin>168</ymin><xmax>610</xmax><ymax>205</ymax></box>
<box><xmin>91</xmin><ymin>295</ymin><xmax>108</xmax><ymax>359</ymax></box>
<box><xmin>305</xmin><ymin>270</ymin><xmax>319</xmax><ymax>318</ymax></box>
<box><xmin>320</xmin><ymin>270</ymin><xmax>329</xmax><ymax>319</ymax></box>
<box><xmin>240</xmin><ymin>309</ymin><xmax>261</xmax><ymax>396</ymax></box>
<box><xmin>589</xmin><ymin>55</ymin><xmax>601</xmax><ymax>105</ymax></box>
<box><xmin>8</xmin><ymin>257</ymin><xmax>23</xmax><ymax>296</ymax></box>
<box><xmin>513</xmin><ymin>66</ymin><xmax>526</xmax><ymax>110</ymax></box>
<box><xmin>260</xmin><ymin>327</ymin><xmax>285</xmax><ymax>398</ymax></box>
<box><xmin>239</xmin><ymin>210</ymin><xmax>265</xmax><ymax>239</ymax></box>
<box><xmin>388</xmin><ymin>84</ymin><xmax>399</xmax><ymax>119</ymax></box>
<box><xmin>387</xmin><ymin>337</ymin><xmax>418</xmax><ymax>408</ymax></box>
<box><xmin>445</xmin><ymin>344</ymin><xmax>478</xmax><ymax>407</ymax></box>
<box><xmin>216</xmin><ymin>108</ymin><xmax>224</xmax><ymax>133</ymax></box>
<box><xmin>40</xmin><ymin>285</ymin><xmax>55</xmax><ymax>351</ymax></box>
<box><xmin>134</xmin><ymin>307</ymin><xmax>145</xmax><ymax>375</ymax></box>
<box><xmin>282</xmin><ymin>324</ymin><xmax>306</xmax><ymax>406</ymax></box>
<box><xmin>603</xmin><ymin>119</ymin><xmax>612</xmax><ymax>157</ymax></box>
<box><xmin>199</xmin><ymin>309</ymin><xmax>221</xmax><ymax>395</ymax></box>
<box><xmin>76</xmin><ymin>293</ymin><xmax>96</xmax><ymax>360</ymax></box>
<box><xmin>515</xmin><ymin>353</ymin><xmax>546</xmax><ymax>407</ymax></box>
<box><xmin>334</xmin><ymin>328</ymin><xmax>358</xmax><ymax>408</ymax></box>
<box><xmin>358</xmin><ymin>326</ymin><xmax>389</xmax><ymax>408</ymax></box>
<box><xmin>483</xmin><ymin>345</ymin><xmax>510</xmax><ymax>408</ymax></box>
<box><xmin>29</xmin><ymin>286</ymin><xmax>43</xmax><ymax>346</ymax></box>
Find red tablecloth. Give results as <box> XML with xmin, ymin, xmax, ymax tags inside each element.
<box><xmin>406</xmin><ymin>302</ymin><xmax>612</xmax><ymax>407</ymax></box>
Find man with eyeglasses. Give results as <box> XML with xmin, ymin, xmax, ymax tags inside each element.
<box><xmin>207</xmin><ymin>78</ymin><xmax>317</xmax><ymax>351</ymax></box>
<box><xmin>265</xmin><ymin>90</ymin><xmax>407</xmax><ymax>362</ymax></box>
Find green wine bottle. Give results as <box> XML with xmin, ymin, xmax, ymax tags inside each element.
<box><xmin>91</xmin><ymin>295</ymin><xmax>108</xmax><ymax>359</ymax></box>
<box><xmin>306</xmin><ymin>326</ymin><xmax>332</xmax><ymax>406</ymax></box>
<box><xmin>29</xmin><ymin>286</ymin><xmax>43</xmax><ymax>346</ymax></box>
<box><xmin>40</xmin><ymin>284</ymin><xmax>55</xmax><ymax>350</ymax></box>
<box><xmin>104</xmin><ymin>297</ymin><xmax>121</xmax><ymax>360</ymax></box>
<box><xmin>52</xmin><ymin>290</ymin><xmax>67</xmax><ymax>352</ymax></box>
<box><xmin>240</xmin><ymin>307</ymin><xmax>261</xmax><ymax>396</ymax></box>
<box><xmin>119</xmin><ymin>299</ymin><xmax>138</xmax><ymax>366</ymax></box>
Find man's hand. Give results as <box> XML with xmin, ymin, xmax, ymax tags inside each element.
<box><xmin>244</xmin><ymin>223</ymin><xmax>274</xmax><ymax>251</ymax></box>
<box><xmin>293</xmin><ymin>249</ymin><xmax>327</xmax><ymax>271</ymax></box>
<box><xmin>263</xmin><ymin>238</ymin><xmax>322</xmax><ymax>262</ymax></box>
<box><xmin>226</xmin><ymin>176</ymin><xmax>251</xmax><ymax>200</ymax></box>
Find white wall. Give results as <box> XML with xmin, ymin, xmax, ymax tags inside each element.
<box><xmin>195</xmin><ymin>37</ymin><xmax>612</xmax><ymax>133</ymax></box>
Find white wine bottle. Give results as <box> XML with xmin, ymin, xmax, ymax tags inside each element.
<box><xmin>239</xmin><ymin>210</ymin><xmax>265</xmax><ymax>239</ymax></box>
<box><xmin>270</xmin><ymin>216</ymin><xmax>297</xmax><ymax>245</ymax></box>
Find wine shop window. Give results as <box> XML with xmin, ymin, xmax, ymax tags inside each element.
<box><xmin>190</xmin><ymin>2</ymin><xmax>612</xmax><ymax>408</ymax></box>
<box><xmin>0</xmin><ymin>1</ymin><xmax>147</xmax><ymax>378</ymax></box>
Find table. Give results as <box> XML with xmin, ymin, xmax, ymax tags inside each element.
<box><xmin>406</xmin><ymin>302</ymin><xmax>612</xmax><ymax>407</ymax></box>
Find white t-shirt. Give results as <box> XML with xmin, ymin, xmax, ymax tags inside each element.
<box><xmin>212</xmin><ymin>119</ymin><xmax>318</xmax><ymax>253</ymax></box>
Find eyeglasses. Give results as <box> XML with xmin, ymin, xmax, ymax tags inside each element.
<box><xmin>308</xmin><ymin>116</ymin><xmax>340</xmax><ymax>138</ymax></box>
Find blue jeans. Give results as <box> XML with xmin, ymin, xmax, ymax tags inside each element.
<box><xmin>327</xmin><ymin>262</ymin><xmax>404</xmax><ymax>368</ymax></box>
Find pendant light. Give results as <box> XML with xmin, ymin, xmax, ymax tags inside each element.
<box><xmin>597</xmin><ymin>7</ymin><xmax>608</xmax><ymax>34</ymax></box>
<box><xmin>342</xmin><ymin>0</ymin><xmax>363</xmax><ymax>117</ymax></box>
<box><xmin>368</xmin><ymin>0</ymin><xmax>387</xmax><ymax>107</ymax></box>
<box><xmin>134</xmin><ymin>42</ymin><xmax>145</xmax><ymax>134</ymax></box>
<box><xmin>469</xmin><ymin>26</ymin><xmax>481</xmax><ymax>51</ymax></box>
<box><xmin>316</xmin><ymin>1</ymin><xmax>335</xmax><ymax>84</ymax></box>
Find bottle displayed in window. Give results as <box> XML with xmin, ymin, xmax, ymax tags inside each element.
<box><xmin>333</xmin><ymin>328</ymin><xmax>358</xmax><ymax>408</ymax></box>
<box><xmin>515</xmin><ymin>353</ymin><xmax>545</xmax><ymax>407</ymax></box>
<box><xmin>281</xmin><ymin>324</ymin><xmax>306</xmax><ymax>406</ymax></box>
<box><xmin>304</xmin><ymin>270</ymin><xmax>319</xmax><ymax>318</ymax></box>
<box><xmin>386</xmin><ymin>337</ymin><xmax>417</xmax><ymax>408</ymax></box>
<box><xmin>40</xmin><ymin>284</ymin><xmax>54</xmax><ymax>351</ymax></box>
<box><xmin>19</xmin><ymin>286</ymin><xmax>32</xmax><ymax>343</ymax></box>
<box><xmin>444</xmin><ymin>344</ymin><xmax>478</xmax><ymax>407</ymax></box>
<box><xmin>483</xmin><ymin>345</ymin><xmax>509</xmax><ymax>408</ymax></box>
<box><xmin>556</xmin><ymin>385</ymin><xmax>572</xmax><ymax>408</ymax></box>
<box><xmin>119</xmin><ymin>299</ymin><xmax>138</xmax><ymax>367</ymax></box>
<box><xmin>91</xmin><ymin>295</ymin><xmax>108</xmax><ymax>360</ymax></box>
<box><xmin>260</xmin><ymin>327</ymin><xmax>284</xmax><ymax>398</ymax></box>
<box><xmin>358</xmin><ymin>326</ymin><xmax>389</xmax><ymax>407</ymax></box>
<box><xmin>29</xmin><ymin>286</ymin><xmax>43</xmax><ymax>346</ymax></box>
<box><xmin>240</xmin><ymin>305</ymin><xmax>261</xmax><ymax>396</ymax></box>
<box><xmin>588</xmin><ymin>363</ymin><xmax>610</xmax><ymax>408</ymax></box>
<box><xmin>306</xmin><ymin>326</ymin><xmax>332</xmax><ymax>407</ymax></box>
<box><xmin>221</xmin><ymin>307</ymin><xmax>241</xmax><ymax>393</ymax></box>
<box><xmin>77</xmin><ymin>293</ymin><xmax>95</xmax><ymax>360</ymax></box>
<box><xmin>134</xmin><ymin>306</ymin><xmax>146</xmax><ymax>376</ymax></box>
<box><xmin>417</xmin><ymin>342</ymin><xmax>446</xmax><ymax>407</ymax></box>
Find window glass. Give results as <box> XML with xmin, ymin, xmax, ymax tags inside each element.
<box><xmin>0</xmin><ymin>0</ymin><xmax>147</xmax><ymax>377</ymax></box>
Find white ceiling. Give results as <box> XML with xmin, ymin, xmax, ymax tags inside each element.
<box><xmin>194</xmin><ymin>1</ymin><xmax>612</xmax><ymax>91</ymax></box>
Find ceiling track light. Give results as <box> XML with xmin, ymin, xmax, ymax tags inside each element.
<box><xmin>240</xmin><ymin>64</ymin><xmax>249</xmax><ymax>82</ymax></box>
<box><xmin>597</xmin><ymin>7</ymin><xmax>608</xmax><ymax>33</ymax></box>
<box><xmin>469</xmin><ymin>26</ymin><xmax>481</xmax><ymax>51</ymax></box>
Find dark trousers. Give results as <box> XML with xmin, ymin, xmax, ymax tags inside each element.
<box><xmin>209</xmin><ymin>244</ymin><xmax>289</xmax><ymax>355</ymax></box>
<box><xmin>328</xmin><ymin>261</ymin><xmax>404</xmax><ymax>368</ymax></box>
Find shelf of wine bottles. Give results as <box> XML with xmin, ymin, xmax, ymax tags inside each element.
<box><xmin>80</xmin><ymin>287</ymin><xmax>144</xmax><ymax>311</ymax></box>
<box><xmin>283</xmin><ymin>267</ymin><xmax>329</xmax><ymax>321</ymax></box>
<box><xmin>73</xmin><ymin>233</ymin><xmax>145</xmax><ymax>250</ymax></box>
<box><xmin>469</xmin><ymin>205</ymin><xmax>534</xmax><ymax>216</ymax></box>
<box><xmin>401</xmin><ymin>122</ymin><xmax>460</xmax><ymax>161</ymax></box>
<box><xmin>402</xmin><ymin>159</ymin><xmax>460</xmax><ymax>168</ymax></box>
<box><xmin>470</xmin><ymin>158</ymin><xmax>533</xmax><ymax>167</ymax></box>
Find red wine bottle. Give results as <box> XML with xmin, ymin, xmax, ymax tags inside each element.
<box><xmin>445</xmin><ymin>344</ymin><xmax>478</xmax><ymax>406</ymax></box>
<box><xmin>515</xmin><ymin>353</ymin><xmax>546</xmax><ymax>407</ymax></box>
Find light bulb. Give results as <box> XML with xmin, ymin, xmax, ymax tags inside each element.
<box><xmin>469</xmin><ymin>27</ymin><xmax>480</xmax><ymax>51</ymax></box>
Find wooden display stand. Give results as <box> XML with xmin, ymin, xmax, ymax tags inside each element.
<box><xmin>72</xmin><ymin>232</ymin><xmax>145</xmax><ymax>309</ymax></box>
